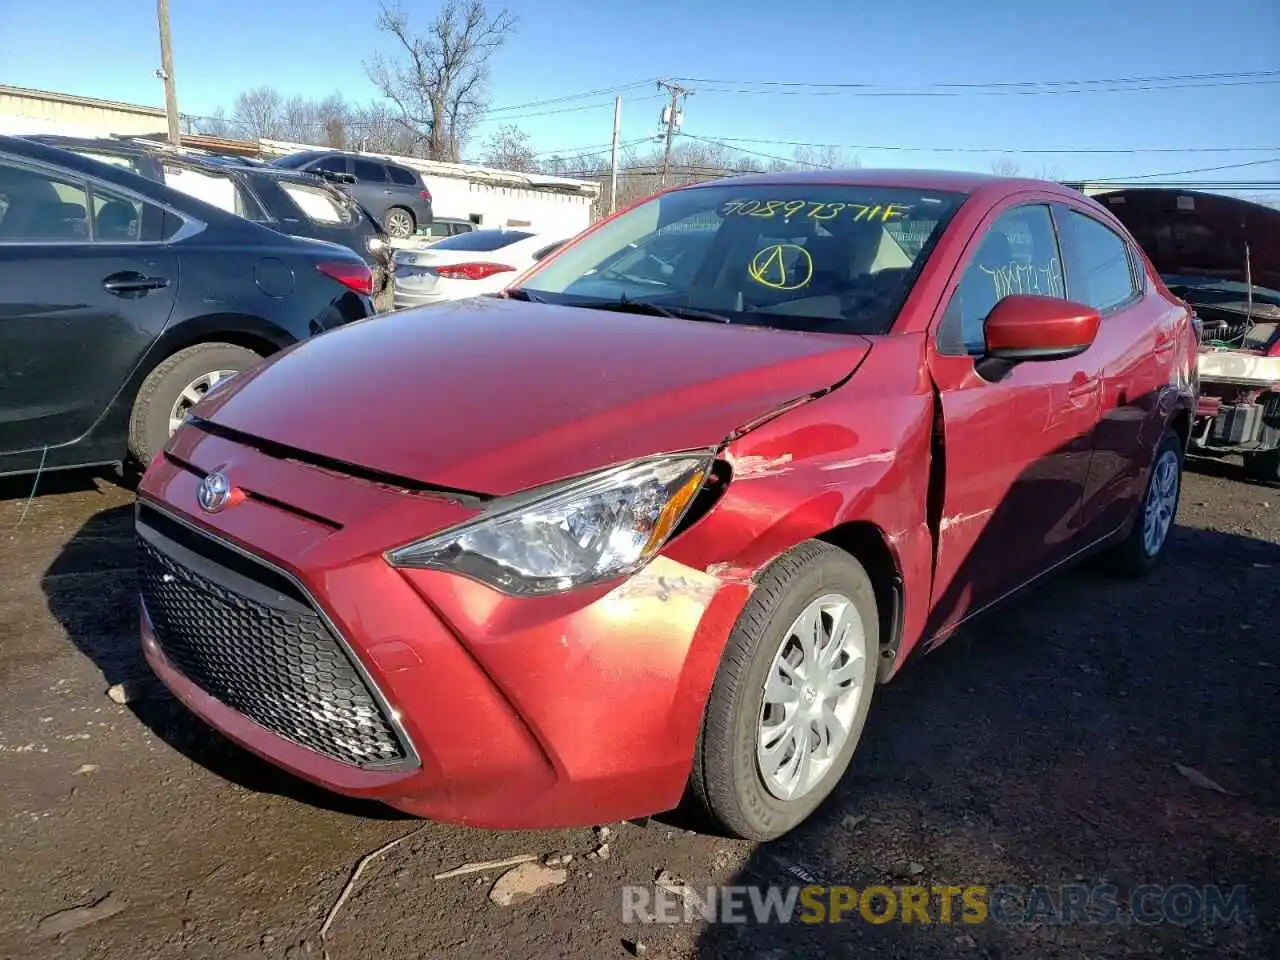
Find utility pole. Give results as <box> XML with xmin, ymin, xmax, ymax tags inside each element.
<box><xmin>657</xmin><ymin>80</ymin><xmax>691</xmax><ymax>188</ymax></box>
<box><xmin>608</xmin><ymin>96</ymin><xmax>622</xmax><ymax>215</ymax></box>
<box><xmin>156</xmin><ymin>0</ymin><xmax>181</xmax><ymax>146</ymax></box>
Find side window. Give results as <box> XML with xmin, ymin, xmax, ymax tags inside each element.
<box><xmin>312</xmin><ymin>155</ymin><xmax>349</xmax><ymax>175</ymax></box>
<box><xmin>938</xmin><ymin>204</ymin><xmax>1065</xmax><ymax>355</ymax></box>
<box><xmin>426</xmin><ymin>222</ymin><xmax>452</xmax><ymax>237</ymax></box>
<box><xmin>387</xmin><ymin>165</ymin><xmax>417</xmax><ymax>186</ymax></box>
<box><xmin>352</xmin><ymin>159</ymin><xmax>387</xmax><ymax>183</ymax></box>
<box><xmin>1062</xmin><ymin>210</ymin><xmax>1137</xmax><ymax>312</ymax></box>
<box><xmin>0</xmin><ymin>160</ymin><xmax>89</xmax><ymax>241</ymax></box>
<box><xmin>90</xmin><ymin>184</ymin><xmax>148</xmax><ymax>241</ymax></box>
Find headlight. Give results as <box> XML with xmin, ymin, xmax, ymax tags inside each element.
<box><xmin>387</xmin><ymin>453</ymin><xmax>713</xmax><ymax>596</ymax></box>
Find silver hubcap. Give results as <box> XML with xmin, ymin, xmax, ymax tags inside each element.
<box><xmin>169</xmin><ymin>370</ymin><xmax>239</xmax><ymax>434</ymax></box>
<box><xmin>1142</xmin><ymin>449</ymin><xmax>1180</xmax><ymax>557</ymax></box>
<box><xmin>385</xmin><ymin>211</ymin><xmax>413</xmax><ymax>238</ymax></box>
<box><xmin>757</xmin><ymin>593</ymin><xmax>866</xmax><ymax>802</ymax></box>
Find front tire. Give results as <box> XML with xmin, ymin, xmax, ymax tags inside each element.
<box><xmin>691</xmin><ymin>541</ymin><xmax>878</xmax><ymax>841</ymax></box>
<box><xmin>128</xmin><ymin>343</ymin><xmax>262</xmax><ymax>466</ymax></box>
<box><xmin>1111</xmin><ymin>428</ymin><xmax>1184</xmax><ymax>576</ymax></box>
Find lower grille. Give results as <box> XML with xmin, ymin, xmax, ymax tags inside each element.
<box><xmin>136</xmin><ymin>517</ymin><xmax>408</xmax><ymax>768</ymax></box>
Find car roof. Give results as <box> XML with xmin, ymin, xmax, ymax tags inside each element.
<box><xmin>0</xmin><ymin>133</ymin><xmax>281</xmax><ymax>231</ymax></box>
<box><xmin>684</xmin><ymin>167</ymin><xmax>1058</xmax><ymax>195</ymax></box>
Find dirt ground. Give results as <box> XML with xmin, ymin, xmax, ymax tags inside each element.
<box><xmin>0</xmin><ymin>462</ymin><xmax>1276</xmax><ymax>960</ymax></box>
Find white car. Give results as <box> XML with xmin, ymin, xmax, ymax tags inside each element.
<box><xmin>393</xmin><ymin>229</ymin><xmax>572</xmax><ymax>308</ymax></box>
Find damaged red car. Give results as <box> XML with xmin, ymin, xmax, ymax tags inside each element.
<box><xmin>137</xmin><ymin>170</ymin><xmax>1197</xmax><ymax>841</ymax></box>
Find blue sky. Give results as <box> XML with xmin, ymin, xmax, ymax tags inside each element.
<box><xmin>1</xmin><ymin>0</ymin><xmax>1277</xmax><ymax>183</ymax></box>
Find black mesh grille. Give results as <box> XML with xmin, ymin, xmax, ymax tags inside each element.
<box><xmin>136</xmin><ymin>531</ymin><xmax>407</xmax><ymax>767</ymax></box>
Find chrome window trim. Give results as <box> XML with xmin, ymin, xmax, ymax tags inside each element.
<box><xmin>0</xmin><ymin>151</ymin><xmax>207</xmax><ymax>246</ymax></box>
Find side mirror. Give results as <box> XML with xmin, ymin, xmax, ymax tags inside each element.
<box><xmin>983</xmin><ymin>295</ymin><xmax>1101</xmax><ymax>362</ymax></box>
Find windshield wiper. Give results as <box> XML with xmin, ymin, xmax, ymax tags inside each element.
<box><xmin>574</xmin><ymin>297</ymin><xmax>732</xmax><ymax>324</ymax></box>
<box><xmin>504</xmin><ymin>288</ymin><xmax>545</xmax><ymax>303</ymax></box>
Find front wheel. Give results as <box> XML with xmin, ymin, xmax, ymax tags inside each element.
<box><xmin>690</xmin><ymin>541</ymin><xmax>879</xmax><ymax>841</ymax></box>
<box><xmin>1110</xmin><ymin>428</ymin><xmax>1184</xmax><ymax>576</ymax></box>
<box><xmin>128</xmin><ymin>343</ymin><xmax>262</xmax><ymax>466</ymax></box>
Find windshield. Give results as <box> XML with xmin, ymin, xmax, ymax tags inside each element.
<box><xmin>516</xmin><ymin>183</ymin><xmax>964</xmax><ymax>334</ymax></box>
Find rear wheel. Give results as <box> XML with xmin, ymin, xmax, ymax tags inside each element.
<box><xmin>384</xmin><ymin>207</ymin><xmax>415</xmax><ymax>239</ymax></box>
<box><xmin>691</xmin><ymin>541</ymin><xmax>878</xmax><ymax>841</ymax></box>
<box><xmin>128</xmin><ymin>343</ymin><xmax>262</xmax><ymax>466</ymax></box>
<box><xmin>1110</xmin><ymin>428</ymin><xmax>1184</xmax><ymax>576</ymax></box>
<box><xmin>1243</xmin><ymin>449</ymin><xmax>1280</xmax><ymax>484</ymax></box>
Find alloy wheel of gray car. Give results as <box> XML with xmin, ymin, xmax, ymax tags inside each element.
<box><xmin>384</xmin><ymin>208</ymin><xmax>415</xmax><ymax>239</ymax></box>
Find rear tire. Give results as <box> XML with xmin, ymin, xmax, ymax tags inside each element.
<box><xmin>690</xmin><ymin>541</ymin><xmax>878</xmax><ymax>841</ymax></box>
<box><xmin>1243</xmin><ymin>449</ymin><xmax>1280</xmax><ymax>484</ymax></box>
<box><xmin>384</xmin><ymin>207</ymin><xmax>415</xmax><ymax>239</ymax></box>
<box><xmin>1110</xmin><ymin>428</ymin><xmax>1184</xmax><ymax>577</ymax></box>
<box><xmin>128</xmin><ymin>343</ymin><xmax>262</xmax><ymax>466</ymax></box>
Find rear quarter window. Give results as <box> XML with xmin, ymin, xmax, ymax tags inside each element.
<box><xmin>279</xmin><ymin>182</ymin><xmax>355</xmax><ymax>226</ymax></box>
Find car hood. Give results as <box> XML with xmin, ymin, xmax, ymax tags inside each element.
<box><xmin>196</xmin><ymin>297</ymin><xmax>872</xmax><ymax>495</ymax></box>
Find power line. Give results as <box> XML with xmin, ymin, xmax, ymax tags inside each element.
<box><xmin>1088</xmin><ymin>157</ymin><xmax>1280</xmax><ymax>182</ymax></box>
<box><xmin>486</xmin><ymin>80</ymin><xmax>653</xmax><ymax>115</ymax></box>
<box><xmin>689</xmin><ymin>135</ymin><xmax>1280</xmax><ymax>156</ymax></box>
<box><xmin>672</xmin><ymin>68</ymin><xmax>1280</xmax><ymax>91</ymax></box>
<box><xmin>475</xmin><ymin>93</ymin><xmax>664</xmax><ymax>124</ymax></box>
<box><xmin>689</xmin><ymin>77</ymin><xmax>1280</xmax><ymax>98</ymax></box>
<box><xmin>682</xmin><ymin>134</ymin><xmax>830</xmax><ymax>169</ymax></box>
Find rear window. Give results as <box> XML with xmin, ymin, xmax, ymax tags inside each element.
<box><xmin>431</xmin><ymin>229</ymin><xmax>534</xmax><ymax>252</ymax></box>
<box><xmin>279</xmin><ymin>182</ymin><xmax>355</xmax><ymax>226</ymax></box>
<box><xmin>387</xmin><ymin>164</ymin><xmax>418</xmax><ymax>186</ymax></box>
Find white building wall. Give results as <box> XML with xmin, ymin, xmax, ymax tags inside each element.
<box><xmin>422</xmin><ymin>177</ymin><xmax>595</xmax><ymax>237</ymax></box>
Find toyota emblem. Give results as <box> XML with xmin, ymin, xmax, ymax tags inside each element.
<box><xmin>197</xmin><ymin>471</ymin><xmax>233</xmax><ymax>513</ymax></box>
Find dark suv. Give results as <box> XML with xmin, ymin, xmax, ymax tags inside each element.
<box><xmin>271</xmin><ymin>151</ymin><xmax>434</xmax><ymax>239</ymax></box>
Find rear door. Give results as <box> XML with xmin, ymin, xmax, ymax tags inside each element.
<box><xmin>925</xmin><ymin>198</ymin><xmax>1102</xmax><ymax>634</ymax></box>
<box><xmin>1058</xmin><ymin>204</ymin><xmax>1177</xmax><ymax>537</ymax></box>
<box><xmin>0</xmin><ymin>156</ymin><xmax>180</xmax><ymax>454</ymax></box>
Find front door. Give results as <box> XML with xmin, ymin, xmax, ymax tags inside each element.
<box><xmin>925</xmin><ymin>200</ymin><xmax>1102</xmax><ymax>636</ymax></box>
<box><xmin>0</xmin><ymin>157</ymin><xmax>178</xmax><ymax>455</ymax></box>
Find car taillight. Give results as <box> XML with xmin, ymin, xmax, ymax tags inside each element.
<box><xmin>420</xmin><ymin>189</ymin><xmax>431</xmax><ymax>201</ymax></box>
<box><xmin>317</xmin><ymin>261</ymin><xmax>374</xmax><ymax>296</ymax></box>
<box><xmin>436</xmin><ymin>262</ymin><xmax>516</xmax><ymax>281</ymax></box>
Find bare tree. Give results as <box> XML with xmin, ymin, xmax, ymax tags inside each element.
<box><xmin>480</xmin><ymin>123</ymin><xmax>537</xmax><ymax>171</ymax></box>
<box><xmin>365</xmin><ymin>0</ymin><xmax>517</xmax><ymax>162</ymax></box>
<box><xmin>990</xmin><ymin>156</ymin><xmax>1022</xmax><ymax>177</ymax></box>
<box><xmin>232</xmin><ymin>86</ymin><xmax>285</xmax><ymax>140</ymax></box>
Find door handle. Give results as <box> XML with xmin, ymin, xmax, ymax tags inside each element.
<box><xmin>103</xmin><ymin>272</ymin><xmax>169</xmax><ymax>296</ymax></box>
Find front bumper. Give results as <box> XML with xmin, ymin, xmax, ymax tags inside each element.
<box><xmin>137</xmin><ymin>427</ymin><xmax>747</xmax><ymax>828</ymax></box>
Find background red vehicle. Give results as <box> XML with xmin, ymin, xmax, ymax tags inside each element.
<box><xmin>136</xmin><ymin>170</ymin><xmax>1197</xmax><ymax>841</ymax></box>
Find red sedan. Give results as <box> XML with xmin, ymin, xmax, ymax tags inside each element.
<box><xmin>137</xmin><ymin>170</ymin><xmax>1197</xmax><ymax>841</ymax></box>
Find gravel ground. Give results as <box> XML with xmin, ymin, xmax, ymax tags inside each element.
<box><xmin>0</xmin><ymin>462</ymin><xmax>1276</xmax><ymax>960</ymax></box>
